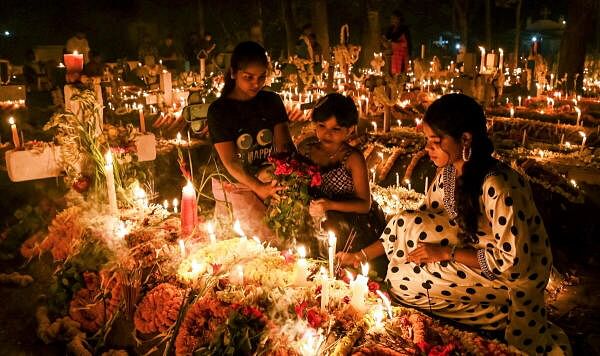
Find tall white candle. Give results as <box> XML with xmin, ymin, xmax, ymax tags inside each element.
<box><xmin>424</xmin><ymin>176</ymin><xmax>429</xmax><ymax>194</ymax></box>
<box><xmin>579</xmin><ymin>131</ymin><xmax>587</xmax><ymax>152</ymax></box>
<box><xmin>478</xmin><ymin>46</ymin><xmax>486</xmax><ymax>73</ymax></box>
<box><xmin>206</xmin><ymin>221</ymin><xmax>217</xmax><ymax>243</ymax></box>
<box><xmin>138</xmin><ymin>105</ymin><xmax>146</xmax><ymax>133</ymax></box>
<box><xmin>349</xmin><ymin>263</ymin><xmax>369</xmax><ymax>313</ymax></box>
<box><xmin>104</xmin><ymin>151</ymin><xmax>118</xmax><ymax>215</ymax></box>
<box><xmin>371</xmin><ymin>121</ymin><xmax>377</xmax><ymax>132</ymax></box>
<box><xmin>575</xmin><ymin>107</ymin><xmax>582</xmax><ymax>126</ymax></box>
<box><xmin>405</xmin><ymin>179</ymin><xmax>412</xmax><ymax>191</ymax></box>
<box><xmin>8</xmin><ymin>117</ymin><xmax>20</xmax><ymax>148</ymax></box>
<box><xmin>294</xmin><ymin>245</ymin><xmax>310</xmax><ymax>286</ymax></box>
<box><xmin>328</xmin><ymin>231</ymin><xmax>337</xmax><ymax>279</ymax></box>
<box><xmin>518</xmin><ymin>96</ymin><xmax>522</xmax><ymax>107</ymax></box>
<box><xmin>510</xmin><ymin>107</ymin><xmax>515</xmax><ymax>118</ymax></box>
<box><xmin>395</xmin><ymin>172</ymin><xmax>400</xmax><ymax>187</ymax></box>
<box><xmin>498</xmin><ymin>48</ymin><xmax>504</xmax><ymax>71</ymax></box>
<box><xmin>173</xmin><ymin>198</ymin><xmax>179</xmax><ymax>213</ymax></box>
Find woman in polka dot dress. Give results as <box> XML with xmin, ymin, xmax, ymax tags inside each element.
<box><xmin>337</xmin><ymin>94</ymin><xmax>571</xmax><ymax>355</ymax></box>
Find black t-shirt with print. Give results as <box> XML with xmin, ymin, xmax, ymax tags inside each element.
<box><xmin>207</xmin><ymin>90</ymin><xmax>288</xmax><ymax>175</ymax></box>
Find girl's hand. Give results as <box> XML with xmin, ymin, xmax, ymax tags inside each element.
<box><xmin>255</xmin><ymin>180</ymin><xmax>283</xmax><ymax>201</ymax></box>
<box><xmin>407</xmin><ymin>243</ymin><xmax>451</xmax><ymax>264</ymax></box>
<box><xmin>336</xmin><ymin>251</ymin><xmax>362</xmax><ymax>268</ymax></box>
<box><xmin>309</xmin><ymin>199</ymin><xmax>330</xmax><ymax>217</ymax></box>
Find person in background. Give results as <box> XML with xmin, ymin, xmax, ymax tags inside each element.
<box><xmin>138</xmin><ymin>34</ymin><xmax>159</xmax><ymax>64</ymax></box>
<box><xmin>184</xmin><ymin>32</ymin><xmax>201</xmax><ymax>70</ymax></box>
<box><xmin>83</xmin><ymin>50</ymin><xmax>105</xmax><ymax>77</ymax></box>
<box><xmin>66</xmin><ymin>31</ymin><xmax>91</xmax><ymax>63</ymax></box>
<box><xmin>207</xmin><ymin>41</ymin><xmax>294</xmax><ymax>242</ymax></box>
<box><xmin>383</xmin><ymin>11</ymin><xmax>411</xmax><ymax>75</ymax></box>
<box><xmin>158</xmin><ymin>33</ymin><xmax>181</xmax><ymax>70</ymax></box>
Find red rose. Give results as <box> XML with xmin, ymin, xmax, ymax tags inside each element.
<box><xmin>275</xmin><ymin>163</ymin><xmax>293</xmax><ymax>176</ymax></box>
<box><xmin>306</xmin><ymin>307</ymin><xmax>325</xmax><ymax>328</ymax></box>
<box><xmin>294</xmin><ymin>301</ymin><xmax>308</xmax><ymax>318</ymax></box>
<box><xmin>367</xmin><ymin>281</ymin><xmax>380</xmax><ymax>292</ymax></box>
<box><xmin>310</xmin><ymin>173</ymin><xmax>322</xmax><ymax>187</ymax></box>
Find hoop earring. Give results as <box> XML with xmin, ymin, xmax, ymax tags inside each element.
<box><xmin>462</xmin><ymin>146</ymin><xmax>472</xmax><ymax>162</ymax></box>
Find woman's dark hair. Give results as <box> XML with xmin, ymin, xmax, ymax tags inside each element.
<box><xmin>221</xmin><ymin>41</ymin><xmax>268</xmax><ymax>97</ymax></box>
<box><xmin>424</xmin><ymin>93</ymin><xmax>497</xmax><ymax>244</ymax></box>
<box><xmin>312</xmin><ymin>93</ymin><xmax>358</xmax><ymax>127</ymax></box>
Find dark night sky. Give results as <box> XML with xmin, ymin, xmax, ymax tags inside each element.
<box><xmin>0</xmin><ymin>0</ymin><xmax>571</xmax><ymax>63</ymax></box>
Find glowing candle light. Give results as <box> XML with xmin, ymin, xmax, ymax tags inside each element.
<box><xmin>478</xmin><ymin>46</ymin><xmax>486</xmax><ymax>73</ymax></box>
<box><xmin>181</xmin><ymin>181</ymin><xmax>198</xmax><ymax>235</ymax></box>
<box><xmin>178</xmin><ymin>239</ymin><xmax>186</xmax><ymax>257</ymax></box>
<box><xmin>104</xmin><ymin>151</ymin><xmax>118</xmax><ymax>215</ymax></box>
<box><xmin>294</xmin><ymin>245</ymin><xmax>309</xmax><ymax>286</ymax></box>
<box><xmin>579</xmin><ymin>131</ymin><xmax>587</xmax><ymax>152</ymax></box>
<box><xmin>176</xmin><ymin>132</ymin><xmax>182</xmax><ymax>145</ymax></box>
<box><xmin>8</xmin><ymin>117</ymin><xmax>20</xmax><ymax>148</ymax></box>
<box><xmin>404</xmin><ymin>178</ymin><xmax>412</xmax><ymax>191</ymax></box>
<box><xmin>395</xmin><ymin>172</ymin><xmax>400</xmax><ymax>187</ymax></box>
<box><xmin>349</xmin><ymin>262</ymin><xmax>370</xmax><ymax>313</ymax></box>
<box><xmin>510</xmin><ymin>107</ymin><xmax>515</xmax><ymax>118</ymax></box>
<box><xmin>234</xmin><ymin>220</ymin><xmax>247</xmax><ymax>240</ymax></box>
<box><xmin>371</xmin><ymin>121</ymin><xmax>377</xmax><ymax>132</ymax></box>
<box><xmin>163</xmin><ymin>199</ymin><xmax>169</xmax><ymax>210</ymax></box>
<box><xmin>172</xmin><ymin>198</ymin><xmax>179</xmax><ymax>213</ymax></box>
<box><xmin>424</xmin><ymin>176</ymin><xmax>429</xmax><ymax>194</ymax></box>
<box><xmin>498</xmin><ymin>48</ymin><xmax>504</xmax><ymax>71</ymax></box>
<box><xmin>138</xmin><ymin>104</ymin><xmax>146</xmax><ymax>133</ymax></box>
<box><xmin>575</xmin><ymin>107</ymin><xmax>582</xmax><ymax>126</ymax></box>
<box><xmin>396</xmin><ymin>119</ymin><xmax>402</xmax><ymax>127</ymax></box>
<box><xmin>518</xmin><ymin>96</ymin><xmax>522</xmax><ymax>107</ymax></box>
<box><xmin>328</xmin><ymin>231</ymin><xmax>337</xmax><ymax>279</ymax></box>
<box><xmin>206</xmin><ymin>221</ymin><xmax>217</xmax><ymax>243</ymax></box>
<box><xmin>320</xmin><ymin>267</ymin><xmax>330</xmax><ymax>311</ymax></box>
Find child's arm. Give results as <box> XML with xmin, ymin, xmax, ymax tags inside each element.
<box><xmin>320</xmin><ymin>151</ymin><xmax>371</xmax><ymax>214</ymax></box>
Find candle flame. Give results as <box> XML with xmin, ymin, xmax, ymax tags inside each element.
<box><xmin>206</xmin><ymin>221</ymin><xmax>215</xmax><ymax>235</ymax></box>
<box><xmin>328</xmin><ymin>230</ymin><xmax>337</xmax><ymax>246</ymax></box>
<box><xmin>376</xmin><ymin>290</ymin><xmax>394</xmax><ymax>318</ymax></box>
<box><xmin>191</xmin><ymin>259</ymin><xmax>203</xmax><ymax>275</ymax></box>
<box><xmin>498</xmin><ymin>48</ymin><xmax>503</xmax><ymax>55</ymax></box>
<box><xmin>105</xmin><ymin>150</ymin><xmax>113</xmax><ymax>165</ymax></box>
<box><xmin>163</xmin><ymin>199</ymin><xmax>169</xmax><ymax>209</ymax></box>
<box><xmin>297</xmin><ymin>245</ymin><xmax>306</xmax><ymax>259</ymax></box>
<box><xmin>8</xmin><ymin>116</ymin><xmax>15</xmax><ymax>125</ymax></box>
<box><xmin>570</xmin><ymin>179</ymin><xmax>578</xmax><ymax>188</ymax></box>
<box><xmin>233</xmin><ymin>220</ymin><xmax>245</xmax><ymax>237</ymax></box>
<box><xmin>579</xmin><ymin>131</ymin><xmax>586</xmax><ymax>138</ymax></box>
<box><xmin>361</xmin><ymin>262</ymin><xmax>370</xmax><ymax>277</ymax></box>
<box><xmin>172</xmin><ymin>198</ymin><xmax>179</xmax><ymax>207</ymax></box>
<box><xmin>346</xmin><ymin>269</ymin><xmax>355</xmax><ymax>282</ymax></box>
<box><xmin>73</xmin><ymin>50</ymin><xmax>79</xmax><ymax>55</ymax></box>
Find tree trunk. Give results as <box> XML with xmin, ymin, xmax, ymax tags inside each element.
<box><xmin>513</xmin><ymin>0</ymin><xmax>522</xmax><ymax>68</ymax></box>
<box><xmin>360</xmin><ymin>0</ymin><xmax>380</xmax><ymax>67</ymax></box>
<box><xmin>197</xmin><ymin>0</ymin><xmax>205</xmax><ymax>36</ymax></box>
<box><xmin>281</xmin><ymin>0</ymin><xmax>297</xmax><ymax>58</ymax></box>
<box><xmin>485</xmin><ymin>0</ymin><xmax>492</xmax><ymax>48</ymax></box>
<box><xmin>558</xmin><ymin>0</ymin><xmax>599</xmax><ymax>93</ymax></box>
<box><xmin>312</xmin><ymin>0</ymin><xmax>330</xmax><ymax>59</ymax></box>
<box><xmin>453</xmin><ymin>0</ymin><xmax>469</xmax><ymax>49</ymax></box>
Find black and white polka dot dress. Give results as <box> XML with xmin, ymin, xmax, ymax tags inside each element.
<box><xmin>380</xmin><ymin>164</ymin><xmax>571</xmax><ymax>355</ymax></box>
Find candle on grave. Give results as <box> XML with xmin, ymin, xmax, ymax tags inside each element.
<box><xmin>138</xmin><ymin>104</ymin><xmax>146</xmax><ymax>133</ymax></box>
<box><xmin>63</xmin><ymin>50</ymin><xmax>84</xmax><ymax>73</ymax></box>
<box><xmin>579</xmin><ymin>131</ymin><xmax>587</xmax><ymax>153</ymax></box>
<box><xmin>163</xmin><ymin>199</ymin><xmax>169</xmax><ymax>210</ymax></box>
<box><xmin>178</xmin><ymin>239</ymin><xmax>186</xmax><ymax>257</ymax></box>
<box><xmin>328</xmin><ymin>231</ymin><xmax>337</xmax><ymax>279</ymax></box>
<box><xmin>206</xmin><ymin>221</ymin><xmax>217</xmax><ymax>244</ymax></box>
<box><xmin>371</xmin><ymin>303</ymin><xmax>385</xmax><ymax>332</ymax></box>
<box><xmin>173</xmin><ymin>198</ymin><xmax>179</xmax><ymax>213</ymax></box>
<box><xmin>510</xmin><ymin>107</ymin><xmax>515</xmax><ymax>118</ymax></box>
<box><xmin>230</xmin><ymin>264</ymin><xmax>244</xmax><ymax>285</ymax></box>
<box><xmin>294</xmin><ymin>245</ymin><xmax>310</xmax><ymax>286</ymax></box>
<box><xmin>396</xmin><ymin>119</ymin><xmax>402</xmax><ymax>127</ymax></box>
<box><xmin>371</xmin><ymin>168</ymin><xmax>376</xmax><ymax>184</ymax></box>
<box><xmin>376</xmin><ymin>290</ymin><xmax>394</xmax><ymax>319</ymax></box>
<box><xmin>498</xmin><ymin>48</ymin><xmax>504</xmax><ymax>71</ymax></box>
<box><xmin>518</xmin><ymin>96</ymin><xmax>522</xmax><ymax>107</ymax></box>
<box><xmin>522</xmin><ymin>129</ymin><xmax>527</xmax><ymax>147</ymax></box>
<box><xmin>425</xmin><ymin>176</ymin><xmax>429</xmax><ymax>194</ymax></box>
<box><xmin>575</xmin><ymin>107</ymin><xmax>582</xmax><ymax>126</ymax></box>
<box><xmin>371</xmin><ymin>121</ymin><xmax>377</xmax><ymax>132</ymax></box>
<box><xmin>350</xmin><ymin>263</ymin><xmax>369</xmax><ymax>313</ymax></box>
<box><xmin>405</xmin><ymin>179</ymin><xmax>412</xmax><ymax>191</ymax></box>
<box><xmin>8</xmin><ymin>117</ymin><xmax>20</xmax><ymax>148</ymax></box>
<box><xmin>395</xmin><ymin>172</ymin><xmax>400</xmax><ymax>187</ymax></box>
<box><xmin>104</xmin><ymin>151</ymin><xmax>118</xmax><ymax>215</ymax></box>
<box><xmin>234</xmin><ymin>220</ymin><xmax>247</xmax><ymax>240</ymax></box>
<box><xmin>420</xmin><ymin>44</ymin><xmax>425</xmax><ymax>59</ymax></box>
<box><xmin>320</xmin><ymin>268</ymin><xmax>330</xmax><ymax>311</ymax></box>
<box><xmin>478</xmin><ymin>46</ymin><xmax>486</xmax><ymax>73</ymax></box>
<box><xmin>181</xmin><ymin>181</ymin><xmax>198</xmax><ymax>235</ymax></box>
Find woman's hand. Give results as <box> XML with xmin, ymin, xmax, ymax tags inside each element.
<box><xmin>309</xmin><ymin>198</ymin><xmax>331</xmax><ymax>218</ymax></box>
<box><xmin>254</xmin><ymin>180</ymin><xmax>283</xmax><ymax>201</ymax></box>
<box><xmin>336</xmin><ymin>251</ymin><xmax>362</xmax><ymax>268</ymax></box>
<box><xmin>407</xmin><ymin>243</ymin><xmax>451</xmax><ymax>264</ymax></box>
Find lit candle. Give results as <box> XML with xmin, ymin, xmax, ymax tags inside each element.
<box><xmin>579</xmin><ymin>131</ymin><xmax>587</xmax><ymax>152</ymax></box>
<box><xmin>178</xmin><ymin>239</ymin><xmax>186</xmax><ymax>257</ymax></box>
<box><xmin>575</xmin><ymin>107</ymin><xmax>582</xmax><ymax>126</ymax></box>
<box><xmin>294</xmin><ymin>245</ymin><xmax>309</xmax><ymax>286</ymax></box>
<box><xmin>395</xmin><ymin>172</ymin><xmax>400</xmax><ymax>187</ymax></box>
<box><xmin>328</xmin><ymin>231</ymin><xmax>337</xmax><ymax>279</ymax></box>
<box><xmin>206</xmin><ymin>221</ymin><xmax>217</xmax><ymax>243</ymax></box>
<box><xmin>371</xmin><ymin>121</ymin><xmax>377</xmax><ymax>133</ymax></box>
<box><xmin>63</xmin><ymin>50</ymin><xmax>84</xmax><ymax>73</ymax></box>
<box><xmin>560</xmin><ymin>134</ymin><xmax>565</xmax><ymax>146</ymax></box>
<box><xmin>405</xmin><ymin>179</ymin><xmax>412</xmax><ymax>191</ymax></box>
<box><xmin>371</xmin><ymin>168</ymin><xmax>376</xmax><ymax>184</ymax></box>
<box><xmin>181</xmin><ymin>181</ymin><xmax>198</xmax><ymax>235</ymax></box>
<box><xmin>498</xmin><ymin>48</ymin><xmax>504</xmax><ymax>71</ymax></box>
<box><xmin>172</xmin><ymin>198</ymin><xmax>179</xmax><ymax>213</ymax></box>
<box><xmin>371</xmin><ymin>303</ymin><xmax>385</xmax><ymax>332</ymax></box>
<box><xmin>234</xmin><ymin>220</ymin><xmax>247</xmax><ymax>240</ymax></box>
<box><xmin>320</xmin><ymin>268</ymin><xmax>330</xmax><ymax>311</ymax></box>
<box><xmin>376</xmin><ymin>290</ymin><xmax>394</xmax><ymax>319</ymax></box>
<box><xmin>8</xmin><ymin>117</ymin><xmax>20</xmax><ymax>148</ymax></box>
<box><xmin>163</xmin><ymin>199</ymin><xmax>169</xmax><ymax>210</ymax></box>
<box><xmin>104</xmin><ymin>151</ymin><xmax>118</xmax><ymax>215</ymax></box>
<box><xmin>349</xmin><ymin>262</ymin><xmax>369</xmax><ymax>313</ymax></box>
<box><xmin>478</xmin><ymin>46</ymin><xmax>486</xmax><ymax>73</ymax></box>
<box><xmin>396</xmin><ymin>119</ymin><xmax>402</xmax><ymax>127</ymax></box>
<box><xmin>230</xmin><ymin>264</ymin><xmax>244</xmax><ymax>285</ymax></box>
<box><xmin>424</xmin><ymin>176</ymin><xmax>429</xmax><ymax>194</ymax></box>
<box><xmin>176</xmin><ymin>132</ymin><xmax>182</xmax><ymax>145</ymax></box>
<box><xmin>510</xmin><ymin>107</ymin><xmax>515</xmax><ymax>118</ymax></box>
<box><xmin>138</xmin><ymin>105</ymin><xmax>146</xmax><ymax>133</ymax></box>
<box><xmin>518</xmin><ymin>96</ymin><xmax>522</xmax><ymax>107</ymax></box>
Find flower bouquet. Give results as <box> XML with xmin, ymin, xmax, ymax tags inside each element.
<box><xmin>264</xmin><ymin>155</ymin><xmax>321</xmax><ymax>247</ymax></box>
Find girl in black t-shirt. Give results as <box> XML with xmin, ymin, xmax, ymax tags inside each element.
<box><xmin>207</xmin><ymin>41</ymin><xmax>294</xmax><ymax>240</ymax></box>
